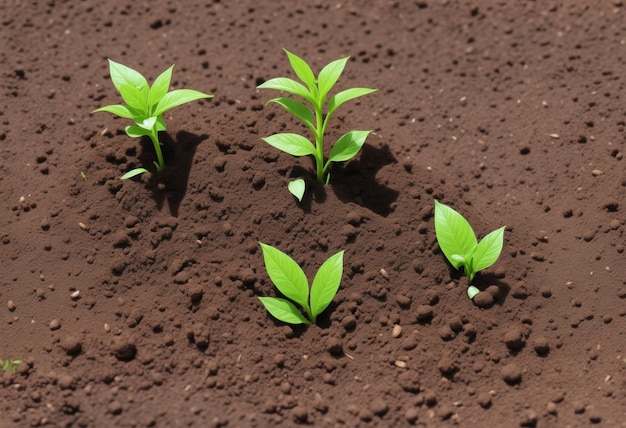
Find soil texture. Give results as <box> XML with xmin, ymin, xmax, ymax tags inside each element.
<box><xmin>1</xmin><ymin>1</ymin><xmax>625</xmax><ymax>427</ymax></box>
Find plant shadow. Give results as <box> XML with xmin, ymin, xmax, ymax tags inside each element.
<box><xmin>330</xmin><ymin>143</ymin><xmax>399</xmax><ymax>217</ymax></box>
<box><xmin>138</xmin><ymin>131</ymin><xmax>208</xmax><ymax>217</ymax></box>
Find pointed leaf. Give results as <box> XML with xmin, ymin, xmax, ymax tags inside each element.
<box><xmin>258</xmin><ymin>297</ymin><xmax>311</xmax><ymax>325</ymax></box>
<box><xmin>118</xmin><ymin>83</ymin><xmax>148</xmax><ymax>112</ymax></box>
<box><xmin>108</xmin><ymin>59</ymin><xmax>149</xmax><ymax>95</ymax></box>
<box><xmin>257</xmin><ymin>77</ymin><xmax>314</xmax><ymax>103</ymax></box>
<box><xmin>318</xmin><ymin>56</ymin><xmax>348</xmax><ymax>101</ymax></box>
<box><xmin>153</xmin><ymin>89</ymin><xmax>212</xmax><ymax>117</ymax></box>
<box><xmin>310</xmin><ymin>251</ymin><xmax>344</xmax><ymax>319</ymax></box>
<box><xmin>329</xmin><ymin>130</ymin><xmax>370</xmax><ymax>163</ymax></box>
<box><xmin>284</xmin><ymin>50</ymin><xmax>317</xmax><ymax>95</ymax></box>
<box><xmin>262</xmin><ymin>133</ymin><xmax>316</xmax><ymax>157</ymax></box>
<box><xmin>137</xmin><ymin>116</ymin><xmax>157</xmax><ymax>131</ymax></box>
<box><xmin>259</xmin><ymin>242</ymin><xmax>309</xmax><ymax>310</ymax></box>
<box><xmin>148</xmin><ymin>64</ymin><xmax>174</xmax><ymax>109</ymax></box>
<box><xmin>288</xmin><ymin>178</ymin><xmax>305</xmax><ymax>202</ymax></box>
<box><xmin>434</xmin><ymin>200</ymin><xmax>478</xmax><ymax>269</ymax></box>
<box><xmin>471</xmin><ymin>226</ymin><xmax>505</xmax><ymax>273</ymax></box>
<box><xmin>92</xmin><ymin>104</ymin><xmax>136</xmax><ymax>119</ymax></box>
<box><xmin>120</xmin><ymin>168</ymin><xmax>149</xmax><ymax>180</ymax></box>
<box><xmin>328</xmin><ymin>87</ymin><xmax>377</xmax><ymax>116</ymax></box>
<box><xmin>267</xmin><ymin>98</ymin><xmax>314</xmax><ymax>130</ymax></box>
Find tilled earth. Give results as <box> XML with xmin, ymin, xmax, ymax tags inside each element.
<box><xmin>1</xmin><ymin>1</ymin><xmax>625</xmax><ymax>427</ymax></box>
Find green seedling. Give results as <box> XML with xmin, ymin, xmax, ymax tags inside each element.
<box><xmin>258</xmin><ymin>49</ymin><xmax>376</xmax><ymax>187</ymax></box>
<box><xmin>92</xmin><ymin>59</ymin><xmax>212</xmax><ymax>179</ymax></box>
<box><xmin>1</xmin><ymin>359</ymin><xmax>22</xmax><ymax>372</ymax></box>
<box><xmin>258</xmin><ymin>242</ymin><xmax>344</xmax><ymax>326</ymax></box>
<box><xmin>434</xmin><ymin>200</ymin><xmax>505</xmax><ymax>299</ymax></box>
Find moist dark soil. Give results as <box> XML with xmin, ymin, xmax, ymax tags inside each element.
<box><xmin>1</xmin><ymin>1</ymin><xmax>625</xmax><ymax>427</ymax></box>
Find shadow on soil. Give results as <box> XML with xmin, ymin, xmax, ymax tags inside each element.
<box><xmin>289</xmin><ymin>143</ymin><xmax>399</xmax><ymax>216</ymax></box>
<box><xmin>140</xmin><ymin>131</ymin><xmax>208</xmax><ymax>216</ymax></box>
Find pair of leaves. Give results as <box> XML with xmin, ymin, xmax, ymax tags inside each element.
<box><xmin>257</xmin><ymin>50</ymin><xmax>376</xmax><ymax>184</ymax></box>
<box><xmin>258</xmin><ymin>242</ymin><xmax>344</xmax><ymax>325</ymax></box>
<box><xmin>262</xmin><ymin>130</ymin><xmax>371</xmax><ymax>163</ymax></box>
<box><xmin>434</xmin><ymin>200</ymin><xmax>505</xmax><ymax>296</ymax></box>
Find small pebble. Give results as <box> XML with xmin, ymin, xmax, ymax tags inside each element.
<box><xmin>504</xmin><ymin>327</ymin><xmax>525</xmax><ymax>351</ymax></box>
<box><xmin>370</xmin><ymin>398</ymin><xmax>389</xmax><ymax>416</ymax></box>
<box><xmin>415</xmin><ymin>305</ymin><xmax>433</xmax><ymax>321</ymax></box>
<box><xmin>540</xmin><ymin>286</ymin><xmax>552</xmax><ymax>298</ymax></box>
<box><xmin>501</xmin><ymin>363</ymin><xmax>522</xmax><ymax>385</ymax></box>
<box><xmin>7</xmin><ymin>300</ymin><xmax>16</xmax><ymax>311</ymax></box>
<box><xmin>473</xmin><ymin>291</ymin><xmax>494</xmax><ymax>308</ymax></box>
<box><xmin>341</xmin><ymin>315</ymin><xmax>357</xmax><ymax>331</ymax></box>
<box><xmin>392</xmin><ymin>324</ymin><xmax>402</xmax><ymax>338</ymax></box>
<box><xmin>533</xmin><ymin>336</ymin><xmax>550</xmax><ymax>355</ymax></box>
<box><xmin>49</xmin><ymin>319</ymin><xmax>61</xmax><ymax>331</ymax></box>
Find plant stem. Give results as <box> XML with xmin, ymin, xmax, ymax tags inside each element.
<box><xmin>150</xmin><ymin>129</ymin><xmax>165</xmax><ymax>172</ymax></box>
<box><xmin>314</xmin><ymin>102</ymin><xmax>325</xmax><ymax>182</ymax></box>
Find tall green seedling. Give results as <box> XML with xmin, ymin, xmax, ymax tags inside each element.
<box><xmin>93</xmin><ymin>59</ymin><xmax>212</xmax><ymax>179</ymax></box>
<box><xmin>258</xmin><ymin>242</ymin><xmax>344</xmax><ymax>326</ymax></box>
<box><xmin>434</xmin><ymin>200</ymin><xmax>505</xmax><ymax>299</ymax></box>
<box><xmin>258</xmin><ymin>50</ymin><xmax>376</xmax><ymax>196</ymax></box>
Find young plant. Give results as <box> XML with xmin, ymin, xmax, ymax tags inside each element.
<box><xmin>258</xmin><ymin>242</ymin><xmax>344</xmax><ymax>326</ymax></box>
<box><xmin>1</xmin><ymin>359</ymin><xmax>22</xmax><ymax>372</ymax></box>
<box><xmin>258</xmin><ymin>49</ymin><xmax>376</xmax><ymax>188</ymax></box>
<box><xmin>434</xmin><ymin>200</ymin><xmax>505</xmax><ymax>299</ymax></box>
<box><xmin>92</xmin><ymin>59</ymin><xmax>212</xmax><ymax>179</ymax></box>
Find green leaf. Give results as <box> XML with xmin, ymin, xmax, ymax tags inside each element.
<box><xmin>471</xmin><ymin>226</ymin><xmax>505</xmax><ymax>273</ymax></box>
<box><xmin>310</xmin><ymin>251</ymin><xmax>344</xmax><ymax>319</ymax></box>
<box><xmin>258</xmin><ymin>297</ymin><xmax>311</xmax><ymax>325</ymax></box>
<box><xmin>125</xmin><ymin>125</ymin><xmax>152</xmax><ymax>138</ymax></box>
<box><xmin>317</xmin><ymin>56</ymin><xmax>349</xmax><ymax>102</ymax></box>
<box><xmin>467</xmin><ymin>285</ymin><xmax>481</xmax><ymax>299</ymax></box>
<box><xmin>153</xmin><ymin>89</ymin><xmax>212</xmax><ymax>117</ymax></box>
<box><xmin>257</xmin><ymin>77</ymin><xmax>314</xmax><ymax>104</ymax></box>
<box><xmin>328</xmin><ymin>87</ymin><xmax>377</xmax><ymax>116</ymax></box>
<box><xmin>148</xmin><ymin>64</ymin><xmax>174</xmax><ymax>109</ymax></box>
<box><xmin>118</xmin><ymin>83</ymin><xmax>148</xmax><ymax>112</ymax></box>
<box><xmin>284</xmin><ymin>50</ymin><xmax>317</xmax><ymax>95</ymax></box>
<box><xmin>434</xmin><ymin>200</ymin><xmax>478</xmax><ymax>269</ymax></box>
<box><xmin>328</xmin><ymin>130</ymin><xmax>370</xmax><ymax>163</ymax></box>
<box><xmin>120</xmin><ymin>168</ymin><xmax>149</xmax><ymax>180</ymax></box>
<box><xmin>259</xmin><ymin>242</ymin><xmax>310</xmax><ymax>310</ymax></box>
<box><xmin>91</xmin><ymin>104</ymin><xmax>136</xmax><ymax>119</ymax></box>
<box><xmin>137</xmin><ymin>116</ymin><xmax>157</xmax><ymax>131</ymax></box>
<box><xmin>262</xmin><ymin>133</ymin><xmax>316</xmax><ymax>157</ymax></box>
<box><xmin>266</xmin><ymin>98</ymin><xmax>314</xmax><ymax>130</ymax></box>
<box><xmin>108</xmin><ymin>59</ymin><xmax>149</xmax><ymax>95</ymax></box>
<box><xmin>288</xmin><ymin>178</ymin><xmax>305</xmax><ymax>202</ymax></box>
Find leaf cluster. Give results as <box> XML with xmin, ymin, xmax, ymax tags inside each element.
<box><xmin>258</xmin><ymin>50</ymin><xmax>376</xmax><ymax>187</ymax></box>
<box><xmin>434</xmin><ymin>200</ymin><xmax>505</xmax><ymax>298</ymax></box>
<box><xmin>93</xmin><ymin>59</ymin><xmax>212</xmax><ymax>178</ymax></box>
<box><xmin>258</xmin><ymin>242</ymin><xmax>344</xmax><ymax>325</ymax></box>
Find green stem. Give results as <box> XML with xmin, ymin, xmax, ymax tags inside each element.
<box><xmin>314</xmin><ymin>102</ymin><xmax>325</xmax><ymax>182</ymax></box>
<box><xmin>150</xmin><ymin>129</ymin><xmax>165</xmax><ymax>172</ymax></box>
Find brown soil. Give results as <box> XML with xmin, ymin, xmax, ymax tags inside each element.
<box><xmin>1</xmin><ymin>1</ymin><xmax>625</xmax><ymax>427</ymax></box>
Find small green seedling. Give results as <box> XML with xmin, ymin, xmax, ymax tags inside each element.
<box><xmin>258</xmin><ymin>49</ymin><xmax>376</xmax><ymax>188</ymax></box>
<box><xmin>93</xmin><ymin>59</ymin><xmax>212</xmax><ymax>179</ymax></box>
<box><xmin>1</xmin><ymin>359</ymin><xmax>22</xmax><ymax>372</ymax></box>
<box><xmin>434</xmin><ymin>200</ymin><xmax>505</xmax><ymax>299</ymax></box>
<box><xmin>258</xmin><ymin>242</ymin><xmax>344</xmax><ymax>326</ymax></box>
